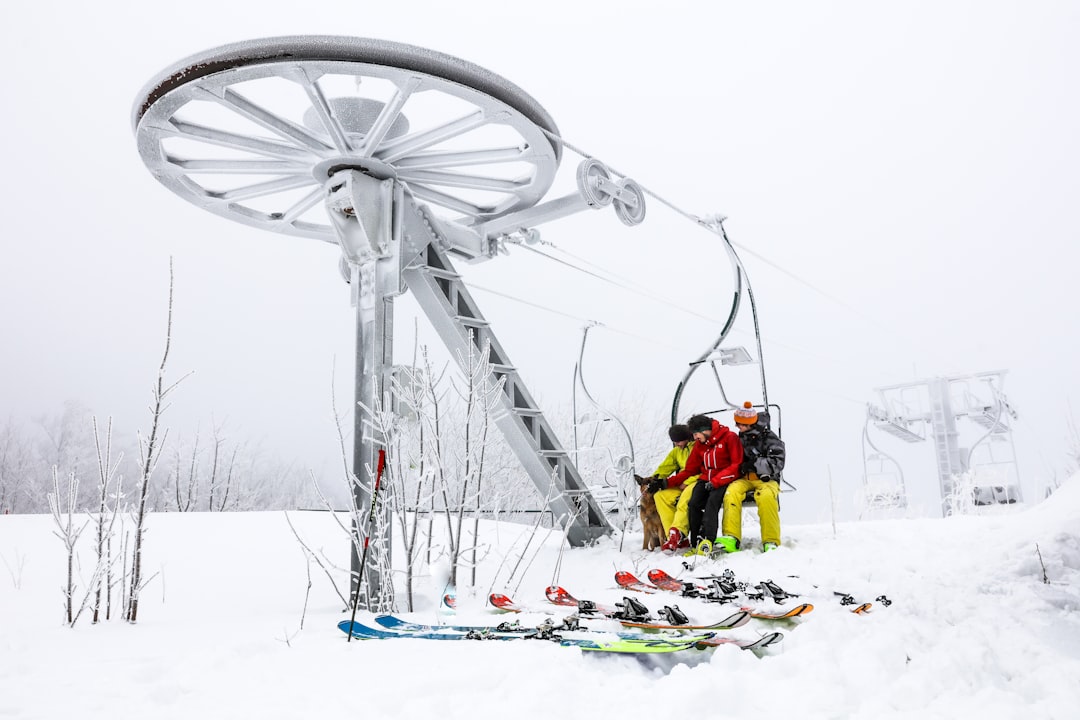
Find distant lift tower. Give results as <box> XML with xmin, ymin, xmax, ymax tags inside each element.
<box><xmin>131</xmin><ymin>37</ymin><xmax>654</xmax><ymax>606</ymax></box>
<box><xmin>864</xmin><ymin>371</ymin><xmax>1021</xmax><ymax>516</ymax></box>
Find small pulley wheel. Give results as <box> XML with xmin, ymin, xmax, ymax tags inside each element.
<box><xmin>576</xmin><ymin>158</ymin><xmax>613</xmax><ymax>208</ymax></box>
<box><xmin>613</xmin><ymin>178</ymin><xmax>646</xmax><ymax>226</ymax></box>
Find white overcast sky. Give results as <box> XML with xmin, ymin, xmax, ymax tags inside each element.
<box><xmin>1</xmin><ymin>1</ymin><xmax>1076</xmax><ymax>521</ymax></box>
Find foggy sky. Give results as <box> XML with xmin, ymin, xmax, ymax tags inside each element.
<box><xmin>2</xmin><ymin>1</ymin><xmax>1077</xmax><ymax>523</ymax></box>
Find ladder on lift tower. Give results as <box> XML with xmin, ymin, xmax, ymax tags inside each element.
<box><xmin>402</xmin><ymin>227</ymin><xmax>611</xmax><ymax>545</ymax></box>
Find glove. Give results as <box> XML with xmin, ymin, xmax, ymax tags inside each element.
<box><xmin>710</xmin><ymin>475</ymin><xmax>732</xmax><ymax>490</ymax></box>
<box><xmin>754</xmin><ymin>457</ymin><xmax>774</xmax><ymax>480</ymax></box>
<box><xmin>647</xmin><ymin>477</ymin><xmax>666</xmax><ymax>494</ymax></box>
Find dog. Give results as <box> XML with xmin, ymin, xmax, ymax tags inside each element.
<box><xmin>634</xmin><ymin>474</ymin><xmax>667</xmax><ymax>551</ymax></box>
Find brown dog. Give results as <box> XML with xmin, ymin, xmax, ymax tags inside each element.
<box><xmin>635</xmin><ymin>475</ymin><xmax>666</xmax><ymax>551</ymax></box>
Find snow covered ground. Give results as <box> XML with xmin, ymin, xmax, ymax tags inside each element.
<box><xmin>2</xmin><ymin>474</ymin><xmax>1078</xmax><ymax>720</ymax></box>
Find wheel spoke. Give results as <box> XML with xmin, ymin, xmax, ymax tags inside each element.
<box><xmin>393</xmin><ymin>146</ymin><xmax>535</xmax><ymax>170</ymax></box>
<box><xmin>276</xmin><ymin>186</ymin><xmax>326</xmax><ymax>223</ymax></box>
<box><xmin>292</xmin><ymin>67</ymin><xmax>353</xmax><ymax>153</ymax></box>
<box><xmin>211</xmin><ymin>174</ymin><xmax>318</xmax><ymax>202</ymax></box>
<box><xmin>165</xmin><ymin>157</ymin><xmax>310</xmax><ymax>174</ymax></box>
<box><xmin>357</xmin><ymin>76</ymin><xmax>422</xmax><ymax>158</ymax></box>
<box><xmin>166</xmin><ymin>120</ymin><xmax>315</xmax><ymax>161</ymax></box>
<box><xmin>376</xmin><ymin>110</ymin><xmax>490</xmax><ymax>164</ymax></box>
<box><xmin>201</xmin><ymin>86</ymin><xmax>332</xmax><ymax>153</ymax></box>
<box><xmin>397</xmin><ymin>169</ymin><xmax>529</xmax><ymax>192</ymax></box>
<box><xmin>407</xmin><ymin>183</ymin><xmax>489</xmax><ymax>216</ymax></box>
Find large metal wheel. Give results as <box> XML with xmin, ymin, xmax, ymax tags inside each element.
<box><xmin>133</xmin><ymin>36</ymin><xmax>563</xmax><ymax>242</ymax></box>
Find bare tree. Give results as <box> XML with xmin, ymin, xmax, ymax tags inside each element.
<box><xmin>447</xmin><ymin>335</ymin><xmax>503</xmax><ymax>588</ymax></box>
<box><xmin>126</xmin><ymin>259</ymin><xmax>189</xmax><ymax>623</ymax></box>
<box><xmin>0</xmin><ymin>419</ymin><xmax>35</xmax><ymax>514</ymax></box>
<box><xmin>207</xmin><ymin>420</ymin><xmax>242</xmax><ymax>512</ymax></box>
<box><xmin>90</xmin><ymin>416</ymin><xmax>123</xmax><ymax>623</ymax></box>
<box><xmin>170</xmin><ymin>428</ymin><xmax>200</xmax><ymax>512</ymax></box>
<box><xmin>48</xmin><ymin>467</ymin><xmax>87</xmax><ymax>624</ymax></box>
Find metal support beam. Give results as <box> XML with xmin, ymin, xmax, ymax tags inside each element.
<box><xmin>401</xmin><ymin>204</ymin><xmax>613</xmax><ymax>544</ymax></box>
<box><xmin>326</xmin><ymin>170</ymin><xmax>404</xmax><ymax>610</ymax></box>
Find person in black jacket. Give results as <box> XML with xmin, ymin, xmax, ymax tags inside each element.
<box><xmin>718</xmin><ymin>402</ymin><xmax>786</xmax><ymax>552</ymax></box>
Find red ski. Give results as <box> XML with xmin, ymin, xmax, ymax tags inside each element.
<box><xmin>613</xmin><ymin>571</ymin><xmax>659</xmax><ymax>593</ymax></box>
<box><xmin>488</xmin><ymin>593</ymin><xmax>525</xmax><ymax>613</ymax></box>
<box><xmin>646</xmin><ymin>569</ymin><xmax>692</xmax><ymax>592</ymax></box>
<box><xmin>544</xmin><ymin>586</ymin><xmax>621</xmax><ymax>617</ymax></box>
<box><xmin>644</xmin><ymin>569</ymin><xmax>814</xmax><ymax>621</ymax></box>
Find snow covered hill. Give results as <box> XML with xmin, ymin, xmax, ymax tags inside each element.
<box><xmin>2</xmin><ymin>474</ymin><xmax>1078</xmax><ymax>719</ymax></box>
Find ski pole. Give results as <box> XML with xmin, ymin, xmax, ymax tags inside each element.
<box><xmin>346</xmin><ymin>448</ymin><xmax>386</xmax><ymax>642</ymax></box>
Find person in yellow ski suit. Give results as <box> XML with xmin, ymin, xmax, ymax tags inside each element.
<box><xmin>718</xmin><ymin>402</ymin><xmax>786</xmax><ymax>552</ymax></box>
<box><xmin>647</xmin><ymin>424</ymin><xmax>699</xmax><ymax>552</ymax></box>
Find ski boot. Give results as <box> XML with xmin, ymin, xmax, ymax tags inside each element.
<box><xmin>762</xmin><ymin>542</ymin><xmax>779</xmax><ymax>553</ymax></box>
<box><xmin>660</xmin><ymin>528</ymin><xmax>686</xmax><ymax>553</ymax></box>
<box><xmin>713</xmin><ymin>536</ymin><xmax>740</xmax><ymax>555</ymax></box>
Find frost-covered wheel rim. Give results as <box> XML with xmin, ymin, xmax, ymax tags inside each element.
<box><xmin>133</xmin><ymin>36</ymin><xmax>563</xmax><ymax>242</ymax></box>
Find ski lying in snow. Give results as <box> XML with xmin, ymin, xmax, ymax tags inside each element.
<box><xmin>373</xmin><ymin>614</ymin><xmax>712</xmax><ymax>643</ymax></box>
<box><xmin>745</xmin><ymin>604</ymin><xmax>814</xmax><ymax>620</ymax></box>
<box><xmin>545</xmin><ymin>585</ymin><xmax>620</xmax><ymax>616</ymax></box>
<box><xmin>645</xmin><ymin>569</ymin><xmax>692</xmax><ymax>592</ymax></box>
<box><xmin>354</xmin><ymin>617</ymin><xmax>776</xmax><ymax>653</ymax></box>
<box><xmin>618</xmin><ymin>609</ymin><xmax>752</xmax><ymax>632</ymax></box>
<box><xmin>499</xmin><ymin>588</ymin><xmax>749</xmax><ymax>631</ymax></box>
<box><xmin>834</xmin><ymin>592</ymin><xmax>883</xmax><ymax>614</ymax></box>
<box><xmin>614</xmin><ymin>570</ymin><xmax>658</xmax><ymax>593</ymax></box>
<box><xmin>376</xmin><ymin>614</ymin><xmax>536</xmax><ymax>634</ymax></box>
<box><xmin>698</xmin><ymin>631</ymin><xmax>784</xmax><ymax>651</ymax></box>
<box><xmin>638</xmin><ymin>570</ymin><xmax>814</xmax><ymax>620</ymax></box>
<box><xmin>338</xmin><ymin>620</ymin><xmax>710</xmax><ymax>654</ymax></box>
<box><xmin>488</xmin><ymin>592</ymin><xmax>527</xmax><ymax>613</ymax></box>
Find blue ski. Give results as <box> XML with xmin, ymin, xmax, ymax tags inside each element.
<box><xmin>339</xmin><ymin>620</ymin><xmax>711</xmax><ymax>653</ymax></box>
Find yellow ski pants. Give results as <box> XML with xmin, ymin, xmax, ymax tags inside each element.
<box><xmin>721</xmin><ymin>473</ymin><xmax>781</xmax><ymax>546</ymax></box>
<box><xmin>654</xmin><ymin>478</ymin><xmax>698</xmax><ymax>536</ymax></box>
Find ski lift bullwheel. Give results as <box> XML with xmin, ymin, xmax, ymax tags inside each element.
<box><xmin>132</xmin><ymin>36</ymin><xmax>564</xmax><ymax>242</ymax></box>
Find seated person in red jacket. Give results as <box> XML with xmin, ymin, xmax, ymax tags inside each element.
<box><xmin>661</xmin><ymin>413</ymin><xmax>743</xmax><ymax>550</ymax></box>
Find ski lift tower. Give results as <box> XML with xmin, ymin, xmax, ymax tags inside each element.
<box><xmin>864</xmin><ymin>370</ymin><xmax>1021</xmax><ymax>516</ymax></box>
<box><xmin>132</xmin><ymin>37</ymin><xmax>652</xmax><ymax>606</ymax></box>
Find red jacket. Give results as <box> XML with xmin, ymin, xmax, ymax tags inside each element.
<box><xmin>666</xmin><ymin>419</ymin><xmax>743</xmax><ymax>489</ymax></box>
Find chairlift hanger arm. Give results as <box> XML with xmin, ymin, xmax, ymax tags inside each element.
<box><xmin>671</xmin><ymin>219</ymin><xmax>771</xmax><ymax>424</ymax></box>
<box><xmin>575</xmin><ymin>323</ymin><xmax>636</xmax><ymax>473</ymax></box>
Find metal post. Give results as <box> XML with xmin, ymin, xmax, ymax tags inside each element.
<box><xmin>326</xmin><ymin>170</ymin><xmax>400</xmax><ymax>610</ymax></box>
<box><xmin>350</xmin><ymin>279</ymin><xmax>394</xmax><ymax>609</ymax></box>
